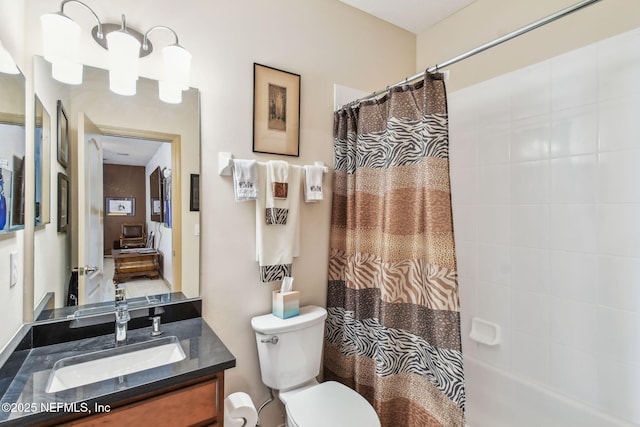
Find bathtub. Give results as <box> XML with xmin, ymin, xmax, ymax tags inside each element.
<box><xmin>463</xmin><ymin>357</ymin><xmax>636</xmax><ymax>427</ymax></box>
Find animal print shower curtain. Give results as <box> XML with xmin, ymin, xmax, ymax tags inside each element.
<box><xmin>324</xmin><ymin>73</ymin><xmax>465</xmax><ymax>427</ymax></box>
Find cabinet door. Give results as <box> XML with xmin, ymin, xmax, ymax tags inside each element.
<box><xmin>61</xmin><ymin>376</ymin><xmax>221</xmax><ymax>427</ymax></box>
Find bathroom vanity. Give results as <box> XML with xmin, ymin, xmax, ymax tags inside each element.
<box><xmin>0</xmin><ymin>298</ymin><xmax>235</xmax><ymax>426</ymax></box>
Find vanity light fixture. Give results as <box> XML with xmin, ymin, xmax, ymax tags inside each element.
<box><xmin>40</xmin><ymin>0</ymin><xmax>191</xmax><ymax>103</ymax></box>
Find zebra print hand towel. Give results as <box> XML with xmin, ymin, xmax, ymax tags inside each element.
<box><xmin>256</xmin><ymin>163</ymin><xmax>301</xmax><ymax>282</ymax></box>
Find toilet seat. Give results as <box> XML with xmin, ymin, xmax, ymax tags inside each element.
<box><xmin>285</xmin><ymin>381</ymin><xmax>380</xmax><ymax>427</ymax></box>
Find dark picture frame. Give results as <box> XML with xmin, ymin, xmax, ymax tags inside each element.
<box><xmin>106</xmin><ymin>197</ymin><xmax>135</xmax><ymax>216</ymax></box>
<box><xmin>190</xmin><ymin>174</ymin><xmax>199</xmax><ymax>211</ymax></box>
<box><xmin>57</xmin><ymin>173</ymin><xmax>69</xmax><ymax>232</ymax></box>
<box><xmin>253</xmin><ymin>63</ymin><xmax>300</xmax><ymax>157</ymax></box>
<box><xmin>56</xmin><ymin>100</ymin><xmax>68</xmax><ymax>168</ymax></box>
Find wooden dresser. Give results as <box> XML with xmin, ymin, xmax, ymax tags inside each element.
<box><xmin>112</xmin><ymin>249</ymin><xmax>161</xmax><ymax>284</ymax></box>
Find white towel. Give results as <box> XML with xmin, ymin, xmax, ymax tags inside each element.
<box><xmin>232</xmin><ymin>159</ymin><xmax>258</xmax><ymax>202</ymax></box>
<box><xmin>265</xmin><ymin>160</ymin><xmax>290</xmax><ymax>224</ymax></box>
<box><xmin>268</xmin><ymin>160</ymin><xmax>289</xmax><ymax>199</ymax></box>
<box><xmin>303</xmin><ymin>165</ymin><xmax>324</xmax><ymax>202</ymax></box>
<box><xmin>256</xmin><ymin>164</ymin><xmax>301</xmax><ymax>282</ymax></box>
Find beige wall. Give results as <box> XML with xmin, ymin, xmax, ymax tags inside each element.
<box><xmin>417</xmin><ymin>0</ymin><xmax>640</xmax><ymax>92</ymax></box>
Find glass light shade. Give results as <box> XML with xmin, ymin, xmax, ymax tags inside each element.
<box><xmin>0</xmin><ymin>42</ymin><xmax>19</xmax><ymax>74</ymax></box>
<box><xmin>163</xmin><ymin>44</ymin><xmax>191</xmax><ymax>90</ymax></box>
<box><xmin>51</xmin><ymin>59</ymin><xmax>83</xmax><ymax>84</ymax></box>
<box><xmin>107</xmin><ymin>30</ymin><xmax>140</xmax><ymax>96</ymax></box>
<box><xmin>159</xmin><ymin>80</ymin><xmax>182</xmax><ymax>104</ymax></box>
<box><xmin>41</xmin><ymin>13</ymin><xmax>81</xmax><ymax>64</ymax></box>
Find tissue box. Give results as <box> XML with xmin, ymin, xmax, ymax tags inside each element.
<box><xmin>272</xmin><ymin>290</ymin><xmax>300</xmax><ymax>319</ymax></box>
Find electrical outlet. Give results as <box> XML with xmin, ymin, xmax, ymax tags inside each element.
<box><xmin>10</xmin><ymin>251</ymin><xmax>17</xmax><ymax>288</ymax></box>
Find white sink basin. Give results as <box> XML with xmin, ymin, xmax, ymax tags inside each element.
<box><xmin>46</xmin><ymin>336</ymin><xmax>186</xmax><ymax>393</ymax></box>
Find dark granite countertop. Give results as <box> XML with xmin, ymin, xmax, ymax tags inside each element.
<box><xmin>0</xmin><ymin>316</ymin><xmax>236</xmax><ymax>426</ymax></box>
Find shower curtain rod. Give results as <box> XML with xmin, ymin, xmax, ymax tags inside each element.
<box><xmin>346</xmin><ymin>0</ymin><xmax>603</xmax><ymax>107</ymax></box>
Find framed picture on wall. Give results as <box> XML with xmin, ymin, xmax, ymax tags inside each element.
<box><xmin>56</xmin><ymin>100</ymin><xmax>68</xmax><ymax>168</ymax></box>
<box><xmin>253</xmin><ymin>63</ymin><xmax>300</xmax><ymax>157</ymax></box>
<box><xmin>57</xmin><ymin>172</ymin><xmax>69</xmax><ymax>232</ymax></box>
<box><xmin>106</xmin><ymin>197</ymin><xmax>135</xmax><ymax>216</ymax></box>
<box><xmin>190</xmin><ymin>174</ymin><xmax>199</xmax><ymax>211</ymax></box>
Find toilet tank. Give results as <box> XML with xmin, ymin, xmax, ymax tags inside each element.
<box><xmin>251</xmin><ymin>305</ymin><xmax>327</xmax><ymax>391</ymax></box>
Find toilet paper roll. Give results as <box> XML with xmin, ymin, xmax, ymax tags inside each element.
<box><xmin>224</xmin><ymin>392</ymin><xmax>258</xmax><ymax>427</ymax></box>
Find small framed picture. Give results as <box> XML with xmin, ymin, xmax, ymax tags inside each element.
<box><xmin>253</xmin><ymin>63</ymin><xmax>300</xmax><ymax>157</ymax></box>
<box><xmin>57</xmin><ymin>100</ymin><xmax>68</xmax><ymax>168</ymax></box>
<box><xmin>106</xmin><ymin>197</ymin><xmax>135</xmax><ymax>216</ymax></box>
<box><xmin>190</xmin><ymin>174</ymin><xmax>199</xmax><ymax>212</ymax></box>
<box><xmin>57</xmin><ymin>173</ymin><xmax>69</xmax><ymax>232</ymax></box>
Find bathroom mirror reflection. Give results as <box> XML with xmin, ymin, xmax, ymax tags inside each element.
<box><xmin>33</xmin><ymin>56</ymin><xmax>201</xmax><ymax>321</ymax></box>
<box><xmin>0</xmin><ymin>64</ymin><xmax>26</xmax><ymax>234</ymax></box>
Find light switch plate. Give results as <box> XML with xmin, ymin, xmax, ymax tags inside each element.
<box><xmin>10</xmin><ymin>251</ymin><xmax>17</xmax><ymax>288</ymax></box>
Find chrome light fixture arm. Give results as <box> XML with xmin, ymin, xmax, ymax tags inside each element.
<box><xmin>59</xmin><ymin>0</ymin><xmax>103</xmax><ymax>39</ymax></box>
<box><xmin>142</xmin><ymin>25</ymin><xmax>182</xmax><ymax>51</ymax></box>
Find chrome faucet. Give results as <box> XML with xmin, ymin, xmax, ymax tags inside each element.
<box><xmin>149</xmin><ymin>306</ymin><xmax>165</xmax><ymax>337</ymax></box>
<box><xmin>115</xmin><ymin>285</ymin><xmax>130</xmax><ymax>344</ymax></box>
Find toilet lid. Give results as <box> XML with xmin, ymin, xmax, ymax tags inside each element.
<box><xmin>286</xmin><ymin>381</ymin><xmax>380</xmax><ymax>427</ymax></box>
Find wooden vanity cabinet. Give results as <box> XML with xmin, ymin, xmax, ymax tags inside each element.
<box><xmin>53</xmin><ymin>372</ymin><xmax>224</xmax><ymax>427</ymax></box>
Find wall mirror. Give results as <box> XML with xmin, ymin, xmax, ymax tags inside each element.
<box><xmin>33</xmin><ymin>56</ymin><xmax>201</xmax><ymax>321</ymax></box>
<box><xmin>34</xmin><ymin>95</ymin><xmax>51</xmax><ymax>226</ymax></box>
<box><xmin>0</xmin><ymin>68</ymin><xmax>26</xmax><ymax>234</ymax></box>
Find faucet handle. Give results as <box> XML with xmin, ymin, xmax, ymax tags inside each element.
<box><xmin>150</xmin><ymin>316</ymin><xmax>163</xmax><ymax>336</ymax></box>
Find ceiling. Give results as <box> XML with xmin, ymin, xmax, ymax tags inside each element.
<box><xmin>101</xmin><ymin>135</ymin><xmax>165</xmax><ymax>166</ymax></box>
<box><xmin>339</xmin><ymin>0</ymin><xmax>476</xmax><ymax>34</ymax></box>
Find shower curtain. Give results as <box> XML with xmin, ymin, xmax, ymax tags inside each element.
<box><xmin>324</xmin><ymin>73</ymin><xmax>465</xmax><ymax>427</ymax></box>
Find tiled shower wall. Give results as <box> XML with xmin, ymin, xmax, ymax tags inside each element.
<box><xmin>449</xmin><ymin>29</ymin><xmax>640</xmax><ymax>426</ymax></box>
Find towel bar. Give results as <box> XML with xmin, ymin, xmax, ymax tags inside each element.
<box><xmin>217</xmin><ymin>152</ymin><xmax>329</xmax><ymax>176</ymax></box>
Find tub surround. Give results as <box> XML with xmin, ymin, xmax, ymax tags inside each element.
<box><xmin>0</xmin><ymin>298</ymin><xmax>236</xmax><ymax>426</ymax></box>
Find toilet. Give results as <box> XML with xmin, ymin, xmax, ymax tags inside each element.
<box><xmin>251</xmin><ymin>305</ymin><xmax>380</xmax><ymax>427</ymax></box>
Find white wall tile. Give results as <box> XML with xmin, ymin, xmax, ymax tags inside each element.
<box><xmin>597</xmin><ymin>307</ymin><xmax>640</xmax><ymax>366</ymax></box>
<box><xmin>550</xmin><ymin>104</ymin><xmax>598</xmax><ymax>158</ymax></box>
<box><xmin>477</xmin><ymin>205</ymin><xmax>508</xmax><ymax>245</ymax></box>
<box><xmin>511</xmin><ymin>114</ymin><xmax>550</xmax><ymax>162</ymax></box>
<box><xmin>477</xmin><ymin>282</ymin><xmax>510</xmax><ymax>328</ymax></box>
<box><xmin>452</xmin><ymin>204</ymin><xmax>476</xmax><ymax>243</ymax></box>
<box><xmin>450</xmin><ymin>129</ymin><xmax>477</xmax><ymax>170</ymax></box>
<box><xmin>549</xmin><ymin>343</ymin><xmax>597</xmax><ymax>405</ymax></box>
<box><xmin>599</xmin><ymin>96</ymin><xmax>640</xmax><ymax>152</ymax></box>
<box><xmin>477</xmin><ymin>327</ymin><xmax>511</xmax><ymax>370</ymax></box>
<box><xmin>598</xmin><ymin>149</ymin><xmax>640</xmax><ymax>204</ymax></box>
<box><xmin>511</xmin><ymin>246</ymin><xmax>549</xmax><ymax>293</ymax></box>
<box><xmin>511</xmin><ymin>289</ymin><xmax>549</xmax><ymax>339</ymax></box>
<box><xmin>551</xmin><ymin>44</ymin><xmax>598</xmax><ymax>112</ymax></box>
<box><xmin>478</xmin><ymin>165</ymin><xmax>510</xmax><ymax>204</ymax></box>
<box><xmin>511</xmin><ymin>331</ymin><xmax>549</xmax><ymax>385</ymax></box>
<box><xmin>477</xmin><ymin>122</ymin><xmax>510</xmax><ymax>165</ymax></box>
<box><xmin>510</xmin><ymin>205</ymin><xmax>549</xmax><ymax>249</ymax></box>
<box><xmin>549</xmin><ymin>297</ymin><xmax>597</xmax><ymax>353</ymax></box>
<box><xmin>549</xmin><ymin>250</ymin><xmax>598</xmax><ymax>305</ymax></box>
<box><xmin>550</xmin><ymin>155</ymin><xmax>597</xmax><ymax>204</ymax></box>
<box><xmin>448</xmin><ymin>28</ymin><xmax>640</xmax><ymax>425</ymax></box>
<box><xmin>598</xmin><ymin>204</ymin><xmax>640</xmax><ymax>257</ymax></box>
<box><xmin>597</xmin><ymin>255</ymin><xmax>640</xmax><ymax>313</ymax></box>
<box><xmin>455</xmin><ymin>241</ymin><xmax>477</xmax><ymax>285</ymax></box>
<box><xmin>598</xmin><ymin>30</ymin><xmax>640</xmax><ymax>101</ymax></box>
<box><xmin>510</xmin><ymin>160</ymin><xmax>549</xmax><ymax>204</ymax></box>
<box><xmin>550</xmin><ymin>205</ymin><xmax>598</xmax><ymax>253</ymax></box>
<box><xmin>450</xmin><ymin>166</ymin><xmax>476</xmax><ymax>205</ymax></box>
<box><xmin>477</xmin><ymin>243</ymin><xmax>509</xmax><ymax>286</ymax></box>
<box><xmin>511</xmin><ymin>61</ymin><xmax>551</xmax><ymax>120</ymax></box>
